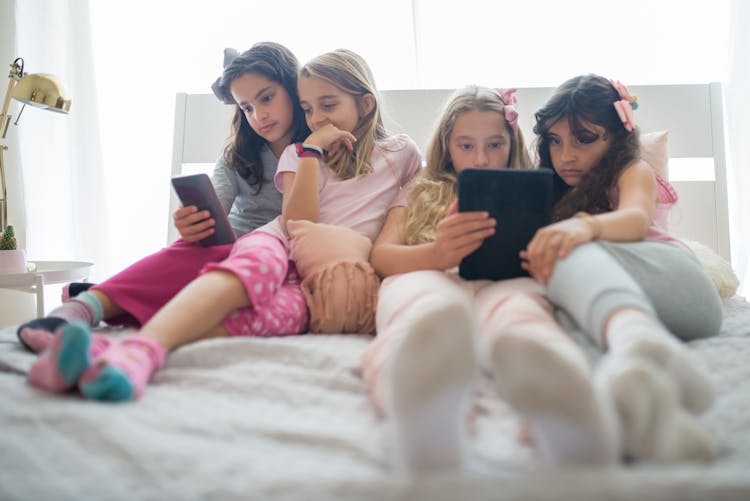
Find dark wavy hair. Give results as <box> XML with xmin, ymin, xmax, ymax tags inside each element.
<box><xmin>218</xmin><ymin>42</ymin><xmax>310</xmax><ymax>192</ymax></box>
<box><xmin>533</xmin><ymin>74</ymin><xmax>640</xmax><ymax>221</ymax></box>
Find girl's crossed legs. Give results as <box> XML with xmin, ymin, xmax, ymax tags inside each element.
<box><xmin>29</xmin><ymin>232</ymin><xmax>309</xmax><ymax>401</ymax></box>
<box><xmin>362</xmin><ymin>271</ymin><xmax>618</xmax><ymax>473</ymax></box>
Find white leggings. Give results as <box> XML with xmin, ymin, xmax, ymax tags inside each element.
<box><xmin>361</xmin><ymin>271</ymin><xmax>562</xmax><ymax>413</ymax></box>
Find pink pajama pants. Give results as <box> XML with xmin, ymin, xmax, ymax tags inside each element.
<box><xmin>201</xmin><ymin>232</ymin><xmax>309</xmax><ymax>337</ymax></box>
<box><xmin>93</xmin><ymin>238</ymin><xmax>234</xmax><ymax>326</ymax></box>
<box><xmin>361</xmin><ymin>270</ymin><xmax>562</xmax><ymax>412</ymax></box>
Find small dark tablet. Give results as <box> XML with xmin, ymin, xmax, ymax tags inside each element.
<box><xmin>171</xmin><ymin>173</ymin><xmax>236</xmax><ymax>247</ymax></box>
<box><xmin>458</xmin><ymin>168</ymin><xmax>554</xmax><ymax>281</ymax></box>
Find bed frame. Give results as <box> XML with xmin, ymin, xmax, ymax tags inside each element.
<box><xmin>169</xmin><ymin>84</ymin><xmax>731</xmax><ymax>262</ymax></box>
<box><xmin>2</xmin><ymin>83</ymin><xmax>749</xmax><ymax>501</ymax></box>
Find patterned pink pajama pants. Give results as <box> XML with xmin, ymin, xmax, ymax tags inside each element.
<box><xmin>201</xmin><ymin>232</ymin><xmax>309</xmax><ymax>337</ymax></box>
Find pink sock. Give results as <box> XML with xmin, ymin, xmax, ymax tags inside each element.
<box><xmin>19</xmin><ymin>329</ymin><xmax>56</xmax><ymax>354</ymax></box>
<box><xmin>20</xmin><ymin>326</ymin><xmax>111</xmax><ymax>356</ymax></box>
<box><xmin>28</xmin><ymin>323</ymin><xmax>108</xmax><ymax>393</ymax></box>
<box><xmin>19</xmin><ymin>292</ymin><xmax>105</xmax><ymax>354</ymax></box>
<box><xmin>48</xmin><ymin>294</ymin><xmax>102</xmax><ymax>326</ymax></box>
<box><xmin>78</xmin><ymin>335</ymin><xmax>166</xmax><ymax>401</ymax></box>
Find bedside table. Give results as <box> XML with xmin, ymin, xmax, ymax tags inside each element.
<box><xmin>0</xmin><ymin>261</ymin><xmax>94</xmax><ymax>317</ymax></box>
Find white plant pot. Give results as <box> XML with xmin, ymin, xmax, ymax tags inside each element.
<box><xmin>0</xmin><ymin>249</ymin><xmax>27</xmax><ymax>274</ymax></box>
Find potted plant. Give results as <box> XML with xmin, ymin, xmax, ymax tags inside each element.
<box><xmin>0</xmin><ymin>225</ymin><xmax>26</xmax><ymax>274</ymax></box>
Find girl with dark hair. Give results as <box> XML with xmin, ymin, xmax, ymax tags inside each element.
<box><xmin>26</xmin><ymin>48</ymin><xmax>421</xmax><ymax>403</ymax></box>
<box><xmin>505</xmin><ymin>74</ymin><xmax>723</xmax><ymax>463</ymax></box>
<box><xmin>17</xmin><ymin>42</ymin><xmax>309</xmax><ymax>351</ymax></box>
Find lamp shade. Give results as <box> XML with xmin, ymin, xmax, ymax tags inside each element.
<box><xmin>11</xmin><ymin>73</ymin><xmax>71</xmax><ymax>114</ymax></box>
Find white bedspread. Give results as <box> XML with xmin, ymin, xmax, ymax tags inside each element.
<box><xmin>1</xmin><ymin>298</ymin><xmax>749</xmax><ymax>501</ymax></box>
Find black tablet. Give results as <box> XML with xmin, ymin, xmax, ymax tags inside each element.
<box><xmin>458</xmin><ymin>168</ymin><xmax>554</xmax><ymax>281</ymax></box>
<box><xmin>171</xmin><ymin>173</ymin><xmax>237</xmax><ymax>247</ymax></box>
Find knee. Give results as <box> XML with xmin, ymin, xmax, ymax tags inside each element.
<box><xmin>674</xmin><ymin>302</ymin><xmax>723</xmax><ymax>342</ymax></box>
<box><xmin>547</xmin><ymin>243</ymin><xmax>598</xmax><ymax>301</ymax></box>
<box><xmin>302</xmin><ymin>262</ymin><xmax>379</xmax><ymax>334</ymax></box>
<box><xmin>483</xmin><ymin>292</ymin><xmax>555</xmax><ymax>329</ymax></box>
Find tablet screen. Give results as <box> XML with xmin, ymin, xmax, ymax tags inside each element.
<box><xmin>457</xmin><ymin>168</ymin><xmax>554</xmax><ymax>281</ymax></box>
<box><xmin>171</xmin><ymin>174</ymin><xmax>237</xmax><ymax>247</ymax></box>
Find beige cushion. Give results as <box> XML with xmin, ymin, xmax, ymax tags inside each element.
<box><xmin>287</xmin><ymin>220</ymin><xmax>379</xmax><ymax>334</ymax></box>
<box><xmin>287</xmin><ymin>220</ymin><xmax>372</xmax><ymax>278</ymax></box>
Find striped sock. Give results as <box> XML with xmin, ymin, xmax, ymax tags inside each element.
<box><xmin>49</xmin><ymin>291</ymin><xmax>104</xmax><ymax>327</ymax></box>
<box><xmin>17</xmin><ymin>292</ymin><xmax>105</xmax><ymax>353</ymax></box>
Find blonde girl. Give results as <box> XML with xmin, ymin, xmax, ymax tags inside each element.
<box><xmin>359</xmin><ymin>86</ymin><xmax>604</xmax><ymax>472</ymax></box>
<box><xmin>28</xmin><ymin>49</ymin><xmax>421</xmax><ymax>402</ymax></box>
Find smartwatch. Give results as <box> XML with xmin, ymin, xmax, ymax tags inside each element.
<box><xmin>295</xmin><ymin>143</ymin><xmax>323</xmax><ymax>159</ymax></box>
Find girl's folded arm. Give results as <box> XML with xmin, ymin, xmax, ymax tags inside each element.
<box><xmin>279</xmin><ymin>163</ymin><xmax>320</xmax><ymax>227</ymax></box>
<box><xmin>592</xmin><ymin>160</ymin><xmax>657</xmax><ymax>242</ymax></box>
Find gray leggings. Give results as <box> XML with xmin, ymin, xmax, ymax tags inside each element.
<box><xmin>547</xmin><ymin>241</ymin><xmax>723</xmax><ymax>347</ymax></box>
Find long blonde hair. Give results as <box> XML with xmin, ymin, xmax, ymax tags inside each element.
<box><xmin>300</xmin><ymin>49</ymin><xmax>387</xmax><ymax>180</ymax></box>
<box><xmin>403</xmin><ymin>86</ymin><xmax>532</xmax><ymax>245</ymax></box>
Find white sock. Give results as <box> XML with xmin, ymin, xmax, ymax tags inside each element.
<box><xmin>598</xmin><ymin>355</ymin><xmax>717</xmax><ymax>462</ymax></box>
<box><xmin>383</xmin><ymin>301</ymin><xmax>477</xmax><ymax>475</ymax></box>
<box><xmin>486</xmin><ymin>326</ymin><xmax>620</xmax><ymax>466</ymax></box>
<box><xmin>606</xmin><ymin>310</ymin><xmax>715</xmax><ymax>414</ymax></box>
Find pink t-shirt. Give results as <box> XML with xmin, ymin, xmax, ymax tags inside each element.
<box><xmin>257</xmin><ymin>134</ymin><xmax>422</xmax><ymax>245</ymax></box>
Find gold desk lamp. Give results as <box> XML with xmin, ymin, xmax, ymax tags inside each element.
<box><xmin>0</xmin><ymin>57</ymin><xmax>71</xmax><ymax>230</ymax></box>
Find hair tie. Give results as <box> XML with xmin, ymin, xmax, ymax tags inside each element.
<box><xmin>211</xmin><ymin>48</ymin><xmax>241</xmax><ymax>105</ymax></box>
<box><xmin>610</xmin><ymin>79</ymin><xmax>638</xmax><ymax>132</ymax></box>
<box><xmin>496</xmin><ymin>88</ymin><xmax>519</xmax><ymax>132</ymax></box>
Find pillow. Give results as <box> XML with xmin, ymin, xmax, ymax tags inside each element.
<box><xmin>287</xmin><ymin>219</ymin><xmax>372</xmax><ymax>278</ymax></box>
<box><xmin>639</xmin><ymin>131</ymin><xmax>736</xmax><ymax>297</ymax></box>
<box><xmin>641</xmin><ymin>130</ymin><xmax>669</xmax><ymax>179</ymax></box>
<box><xmin>681</xmin><ymin>238</ymin><xmax>740</xmax><ymax>299</ymax></box>
<box><xmin>287</xmin><ymin>220</ymin><xmax>379</xmax><ymax>334</ymax></box>
<box><xmin>300</xmin><ymin>261</ymin><xmax>379</xmax><ymax>334</ymax></box>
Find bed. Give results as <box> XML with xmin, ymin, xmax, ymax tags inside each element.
<box><xmin>1</xmin><ymin>84</ymin><xmax>749</xmax><ymax>501</ymax></box>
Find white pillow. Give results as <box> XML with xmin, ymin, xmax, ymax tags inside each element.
<box><xmin>681</xmin><ymin>239</ymin><xmax>740</xmax><ymax>299</ymax></box>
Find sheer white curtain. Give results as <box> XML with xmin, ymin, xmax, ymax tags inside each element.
<box><xmin>413</xmin><ymin>0</ymin><xmax>728</xmax><ymax>87</ymax></box>
<box><xmin>726</xmin><ymin>0</ymin><xmax>750</xmax><ymax>296</ymax></box>
<box><xmin>86</xmin><ymin>0</ymin><xmax>416</xmax><ymax>278</ymax></box>
<box><xmin>14</xmin><ymin>0</ymin><xmax>112</xmax><ymax>278</ymax></box>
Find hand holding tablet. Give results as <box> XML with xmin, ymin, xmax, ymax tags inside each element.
<box><xmin>171</xmin><ymin>174</ymin><xmax>237</xmax><ymax>247</ymax></box>
<box><xmin>457</xmin><ymin>169</ymin><xmax>554</xmax><ymax>281</ymax></box>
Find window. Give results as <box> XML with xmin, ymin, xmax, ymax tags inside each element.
<box><xmin>85</xmin><ymin>0</ymin><xmax>730</xmax><ymax>265</ymax></box>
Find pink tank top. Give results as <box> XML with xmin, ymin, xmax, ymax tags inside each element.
<box><xmin>609</xmin><ymin>172</ymin><xmax>688</xmax><ymax>250</ymax></box>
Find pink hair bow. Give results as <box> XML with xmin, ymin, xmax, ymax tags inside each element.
<box><xmin>610</xmin><ymin>79</ymin><xmax>638</xmax><ymax>132</ymax></box>
<box><xmin>496</xmin><ymin>88</ymin><xmax>519</xmax><ymax>132</ymax></box>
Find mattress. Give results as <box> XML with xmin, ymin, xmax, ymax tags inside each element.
<box><xmin>1</xmin><ymin>297</ymin><xmax>749</xmax><ymax>501</ymax></box>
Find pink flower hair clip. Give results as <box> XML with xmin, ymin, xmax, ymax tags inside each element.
<box><xmin>610</xmin><ymin>79</ymin><xmax>639</xmax><ymax>132</ymax></box>
<box><xmin>496</xmin><ymin>88</ymin><xmax>519</xmax><ymax>132</ymax></box>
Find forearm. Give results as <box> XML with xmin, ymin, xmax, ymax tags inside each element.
<box><xmin>371</xmin><ymin>242</ymin><xmax>442</xmax><ymax>277</ymax></box>
<box><xmin>586</xmin><ymin>207</ymin><xmax>650</xmax><ymax>242</ymax></box>
<box><xmin>282</xmin><ymin>159</ymin><xmax>320</xmax><ymax>225</ymax></box>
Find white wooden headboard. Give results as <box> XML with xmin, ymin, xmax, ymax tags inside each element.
<box><xmin>170</xmin><ymin>84</ymin><xmax>730</xmax><ymax>262</ymax></box>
